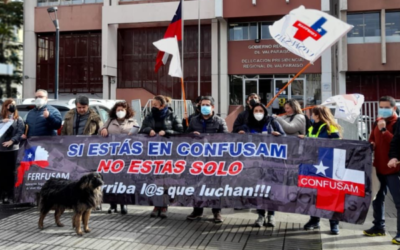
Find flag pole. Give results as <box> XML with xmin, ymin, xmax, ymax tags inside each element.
<box><xmin>181</xmin><ymin>77</ymin><xmax>189</xmax><ymax>126</ymax></box>
<box><xmin>180</xmin><ymin>0</ymin><xmax>188</xmax><ymax>126</ymax></box>
<box><xmin>266</xmin><ymin>62</ymin><xmax>312</xmax><ymax>108</ymax></box>
<box><xmin>197</xmin><ymin>0</ymin><xmax>201</xmax><ymax>96</ymax></box>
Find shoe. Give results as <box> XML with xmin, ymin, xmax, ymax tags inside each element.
<box><xmin>253</xmin><ymin>214</ymin><xmax>264</xmax><ymax>227</ymax></box>
<box><xmin>108</xmin><ymin>204</ymin><xmax>117</xmax><ymax>214</ymax></box>
<box><xmin>187</xmin><ymin>210</ymin><xmax>203</xmax><ymax>220</ymax></box>
<box><xmin>120</xmin><ymin>204</ymin><xmax>127</xmax><ymax>215</ymax></box>
<box><xmin>392</xmin><ymin>233</ymin><xmax>400</xmax><ymax>245</ymax></box>
<box><xmin>213</xmin><ymin>212</ymin><xmax>223</xmax><ymax>223</ymax></box>
<box><xmin>330</xmin><ymin>222</ymin><xmax>339</xmax><ymax>235</ymax></box>
<box><xmin>150</xmin><ymin>207</ymin><xmax>159</xmax><ymax>218</ymax></box>
<box><xmin>160</xmin><ymin>208</ymin><xmax>168</xmax><ymax>219</ymax></box>
<box><xmin>303</xmin><ymin>218</ymin><xmax>320</xmax><ymax>230</ymax></box>
<box><xmin>363</xmin><ymin>226</ymin><xmax>386</xmax><ymax>237</ymax></box>
<box><xmin>265</xmin><ymin>215</ymin><xmax>275</xmax><ymax>227</ymax></box>
<box><xmin>2</xmin><ymin>197</ymin><xmax>10</xmax><ymax>205</ymax></box>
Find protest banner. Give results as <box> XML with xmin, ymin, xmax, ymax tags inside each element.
<box><xmin>14</xmin><ymin>134</ymin><xmax>372</xmax><ymax>224</ymax></box>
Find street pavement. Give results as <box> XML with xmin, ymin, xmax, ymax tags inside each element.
<box><xmin>0</xmin><ymin>169</ymin><xmax>398</xmax><ymax>250</ymax></box>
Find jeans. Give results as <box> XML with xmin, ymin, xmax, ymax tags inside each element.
<box><xmin>256</xmin><ymin>210</ymin><xmax>275</xmax><ymax>216</ymax></box>
<box><xmin>194</xmin><ymin>207</ymin><xmax>220</xmax><ymax>214</ymax></box>
<box><xmin>373</xmin><ymin>173</ymin><xmax>400</xmax><ymax>232</ymax></box>
<box><xmin>309</xmin><ymin>216</ymin><xmax>338</xmax><ymax>226</ymax></box>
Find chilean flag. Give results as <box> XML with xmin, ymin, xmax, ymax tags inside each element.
<box><xmin>154</xmin><ymin>0</ymin><xmax>182</xmax><ymax>73</ymax></box>
<box><xmin>15</xmin><ymin>146</ymin><xmax>50</xmax><ymax>187</ymax></box>
<box><xmin>298</xmin><ymin>148</ymin><xmax>365</xmax><ymax>213</ymax></box>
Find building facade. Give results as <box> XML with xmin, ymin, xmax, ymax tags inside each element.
<box><xmin>23</xmin><ymin>0</ymin><xmax>400</xmax><ymax>120</ymax></box>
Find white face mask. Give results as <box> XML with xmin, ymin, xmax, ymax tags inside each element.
<box><xmin>35</xmin><ymin>98</ymin><xmax>47</xmax><ymax>108</ymax></box>
<box><xmin>254</xmin><ymin>113</ymin><xmax>264</xmax><ymax>121</ymax></box>
<box><xmin>116</xmin><ymin>110</ymin><xmax>126</xmax><ymax>119</ymax></box>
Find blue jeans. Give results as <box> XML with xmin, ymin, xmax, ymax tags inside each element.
<box><xmin>257</xmin><ymin>210</ymin><xmax>274</xmax><ymax>216</ymax></box>
<box><xmin>373</xmin><ymin>173</ymin><xmax>400</xmax><ymax>232</ymax></box>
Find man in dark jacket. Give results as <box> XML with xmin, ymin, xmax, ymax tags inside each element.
<box><xmin>232</xmin><ymin>93</ymin><xmax>259</xmax><ymax>133</ymax></box>
<box><xmin>364</xmin><ymin>96</ymin><xmax>400</xmax><ymax>245</ymax></box>
<box><xmin>61</xmin><ymin>96</ymin><xmax>103</xmax><ymax>136</ymax></box>
<box><xmin>186</xmin><ymin>96</ymin><xmax>228</xmax><ymax>223</ymax></box>
<box><xmin>25</xmin><ymin>89</ymin><xmax>62</xmax><ymax>138</ymax></box>
<box><xmin>182</xmin><ymin>96</ymin><xmax>202</xmax><ymax>132</ymax></box>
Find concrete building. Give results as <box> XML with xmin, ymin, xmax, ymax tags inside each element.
<box><xmin>22</xmin><ymin>0</ymin><xmax>400</xmax><ymax>125</ymax></box>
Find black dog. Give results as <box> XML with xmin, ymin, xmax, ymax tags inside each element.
<box><xmin>38</xmin><ymin>172</ymin><xmax>103</xmax><ymax>236</ymax></box>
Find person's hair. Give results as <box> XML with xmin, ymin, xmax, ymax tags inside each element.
<box><xmin>195</xmin><ymin>96</ymin><xmax>203</xmax><ymax>104</ymax></box>
<box><xmin>1</xmin><ymin>98</ymin><xmax>18</xmax><ymax>119</ymax></box>
<box><xmin>252</xmin><ymin>103</ymin><xmax>268</xmax><ymax>115</ymax></box>
<box><xmin>284</xmin><ymin>99</ymin><xmax>302</xmax><ymax>115</ymax></box>
<box><xmin>379</xmin><ymin>96</ymin><xmax>396</xmax><ymax>107</ymax></box>
<box><xmin>153</xmin><ymin>95</ymin><xmax>171</xmax><ymax>107</ymax></box>
<box><xmin>109</xmin><ymin>101</ymin><xmax>135</xmax><ymax>120</ymax></box>
<box><xmin>312</xmin><ymin>106</ymin><xmax>342</xmax><ymax>136</ymax></box>
<box><xmin>247</xmin><ymin>93</ymin><xmax>259</xmax><ymax>101</ymax></box>
<box><xmin>36</xmin><ymin>89</ymin><xmax>48</xmax><ymax>97</ymax></box>
<box><xmin>75</xmin><ymin>95</ymin><xmax>89</xmax><ymax>106</ymax></box>
<box><xmin>200</xmin><ymin>96</ymin><xmax>215</xmax><ymax>106</ymax></box>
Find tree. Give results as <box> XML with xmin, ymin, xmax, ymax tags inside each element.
<box><xmin>0</xmin><ymin>1</ymin><xmax>23</xmax><ymax>98</ymax></box>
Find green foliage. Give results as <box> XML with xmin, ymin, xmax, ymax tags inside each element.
<box><xmin>0</xmin><ymin>1</ymin><xmax>23</xmax><ymax>97</ymax></box>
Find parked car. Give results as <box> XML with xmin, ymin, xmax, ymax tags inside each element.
<box><xmin>17</xmin><ymin>99</ymin><xmax>111</xmax><ymax>135</ymax></box>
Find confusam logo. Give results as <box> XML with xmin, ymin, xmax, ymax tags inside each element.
<box><xmin>15</xmin><ymin>146</ymin><xmax>50</xmax><ymax>187</ymax></box>
<box><xmin>293</xmin><ymin>17</ymin><xmax>327</xmax><ymax>42</ymax></box>
<box><xmin>298</xmin><ymin>148</ymin><xmax>365</xmax><ymax>213</ymax></box>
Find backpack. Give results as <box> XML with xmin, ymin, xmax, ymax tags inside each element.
<box><xmin>289</xmin><ymin>114</ymin><xmax>312</xmax><ymax>135</ymax></box>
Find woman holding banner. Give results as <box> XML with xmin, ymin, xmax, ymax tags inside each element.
<box><xmin>140</xmin><ymin>95</ymin><xmax>183</xmax><ymax>219</ymax></box>
<box><xmin>241</xmin><ymin>102</ymin><xmax>285</xmax><ymax>227</ymax></box>
<box><xmin>273</xmin><ymin>99</ymin><xmax>306</xmax><ymax>136</ymax></box>
<box><xmin>0</xmin><ymin>98</ymin><xmax>24</xmax><ymax>204</ymax></box>
<box><xmin>299</xmin><ymin>105</ymin><xmax>342</xmax><ymax>235</ymax></box>
<box><xmin>100</xmin><ymin>101</ymin><xmax>139</xmax><ymax>215</ymax></box>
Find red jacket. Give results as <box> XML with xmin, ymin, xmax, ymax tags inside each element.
<box><xmin>369</xmin><ymin>114</ymin><xmax>400</xmax><ymax>175</ymax></box>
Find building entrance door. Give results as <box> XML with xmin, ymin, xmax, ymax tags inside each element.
<box><xmin>243</xmin><ymin>79</ymin><xmax>258</xmax><ymax>105</ymax></box>
<box><xmin>273</xmin><ymin>78</ymin><xmax>306</xmax><ymax>109</ymax></box>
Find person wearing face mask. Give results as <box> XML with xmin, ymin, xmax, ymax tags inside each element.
<box><xmin>272</xmin><ymin>99</ymin><xmax>306</xmax><ymax>136</ymax></box>
<box><xmin>61</xmin><ymin>95</ymin><xmax>102</xmax><ymax>136</ymax></box>
<box><xmin>182</xmin><ymin>96</ymin><xmax>202</xmax><ymax>132</ymax></box>
<box><xmin>100</xmin><ymin>101</ymin><xmax>139</xmax><ymax>215</ymax></box>
<box><xmin>25</xmin><ymin>89</ymin><xmax>62</xmax><ymax>138</ymax></box>
<box><xmin>364</xmin><ymin>96</ymin><xmax>400</xmax><ymax>245</ymax></box>
<box><xmin>0</xmin><ymin>99</ymin><xmax>24</xmax><ymax>204</ymax></box>
<box><xmin>240</xmin><ymin>102</ymin><xmax>285</xmax><ymax>227</ymax></box>
<box><xmin>298</xmin><ymin>105</ymin><xmax>342</xmax><ymax>235</ymax></box>
<box><xmin>186</xmin><ymin>96</ymin><xmax>228</xmax><ymax>223</ymax></box>
<box><xmin>233</xmin><ymin>93</ymin><xmax>260</xmax><ymax>133</ymax></box>
<box><xmin>140</xmin><ymin>95</ymin><xmax>183</xmax><ymax>218</ymax></box>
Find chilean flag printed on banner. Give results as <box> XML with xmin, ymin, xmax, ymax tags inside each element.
<box><xmin>269</xmin><ymin>5</ymin><xmax>353</xmax><ymax>63</ymax></box>
<box><xmin>15</xmin><ymin>146</ymin><xmax>50</xmax><ymax>187</ymax></box>
<box><xmin>154</xmin><ymin>0</ymin><xmax>182</xmax><ymax>73</ymax></box>
<box><xmin>298</xmin><ymin>148</ymin><xmax>365</xmax><ymax>213</ymax></box>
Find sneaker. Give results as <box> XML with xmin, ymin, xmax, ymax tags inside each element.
<box><xmin>265</xmin><ymin>215</ymin><xmax>275</xmax><ymax>227</ymax></box>
<box><xmin>363</xmin><ymin>226</ymin><xmax>386</xmax><ymax>237</ymax></box>
<box><xmin>213</xmin><ymin>212</ymin><xmax>223</xmax><ymax>223</ymax></box>
<box><xmin>392</xmin><ymin>233</ymin><xmax>400</xmax><ymax>245</ymax></box>
<box><xmin>303</xmin><ymin>218</ymin><xmax>320</xmax><ymax>230</ymax></box>
<box><xmin>253</xmin><ymin>214</ymin><xmax>264</xmax><ymax>227</ymax></box>
<box><xmin>150</xmin><ymin>207</ymin><xmax>159</xmax><ymax>218</ymax></box>
<box><xmin>160</xmin><ymin>208</ymin><xmax>168</xmax><ymax>219</ymax></box>
<box><xmin>186</xmin><ymin>210</ymin><xmax>203</xmax><ymax>220</ymax></box>
<box><xmin>120</xmin><ymin>205</ymin><xmax>127</xmax><ymax>215</ymax></box>
<box><xmin>330</xmin><ymin>223</ymin><xmax>339</xmax><ymax>235</ymax></box>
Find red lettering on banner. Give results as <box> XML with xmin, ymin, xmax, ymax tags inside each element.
<box><xmin>190</xmin><ymin>161</ymin><xmax>203</xmax><ymax>175</ymax></box>
<box><xmin>229</xmin><ymin>161</ymin><xmax>243</xmax><ymax>175</ymax></box>
<box><xmin>298</xmin><ymin>175</ymin><xmax>365</xmax><ymax>213</ymax></box>
<box><xmin>97</xmin><ymin>159</ymin><xmax>112</xmax><ymax>173</ymax></box>
<box><xmin>153</xmin><ymin>160</ymin><xmax>164</xmax><ymax>174</ymax></box>
<box><xmin>216</xmin><ymin>162</ymin><xmax>228</xmax><ymax>176</ymax></box>
<box><xmin>111</xmin><ymin>160</ymin><xmax>125</xmax><ymax>173</ymax></box>
<box><xmin>160</xmin><ymin>160</ymin><xmax>173</xmax><ymax>174</ymax></box>
<box><xmin>173</xmin><ymin>160</ymin><xmax>186</xmax><ymax>174</ymax></box>
<box><xmin>127</xmin><ymin>160</ymin><xmax>142</xmax><ymax>173</ymax></box>
<box><xmin>141</xmin><ymin>160</ymin><xmax>153</xmax><ymax>174</ymax></box>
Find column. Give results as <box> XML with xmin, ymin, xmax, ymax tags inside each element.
<box><xmin>23</xmin><ymin>0</ymin><xmax>37</xmax><ymax>98</ymax></box>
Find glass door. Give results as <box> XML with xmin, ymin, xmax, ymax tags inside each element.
<box><xmin>243</xmin><ymin>79</ymin><xmax>258</xmax><ymax>105</ymax></box>
<box><xmin>273</xmin><ymin>79</ymin><xmax>291</xmax><ymax>114</ymax></box>
<box><xmin>273</xmin><ymin>79</ymin><xmax>306</xmax><ymax>109</ymax></box>
<box><xmin>291</xmin><ymin>79</ymin><xmax>306</xmax><ymax>108</ymax></box>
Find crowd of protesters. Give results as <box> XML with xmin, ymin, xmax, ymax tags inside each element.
<box><xmin>3</xmin><ymin>89</ymin><xmax>400</xmax><ymax>242</ymax></box>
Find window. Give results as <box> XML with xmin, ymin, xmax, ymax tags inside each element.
<box><xmin>386</xmin><ymin>12</ymin><xmax>400</xmax><ymax>42</ymax></box>
<box><xmin>261</xmin><ymin>22</ymin><xmax>273</xmax><ymax>39</ymax></box>
<box><xmin>37</xmin><ymin>0</ymin><xmax>102</xmax><ymax>6</ymax></box>
<box><xmin>229</xmin><ymin>23</ymin><xmax>257</xmax><ymax>41</ymax></box>
<box><xmin>347</xmin><ymin>13</ymin><xmax>381</xmax><ymax>43</ymax></box>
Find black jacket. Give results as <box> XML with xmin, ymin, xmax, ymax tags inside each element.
<box><xmin>232</xmin><ymin>108</ymin><xmax>251</xmax><ymax>133</ymax></box>
<box><xmin>182</xmin><ymin>112</ymin><xmax>199</xmax><ymax>132</ymax></box>
<box><xmin>139</xmin><ymin>108</ymin><xmax>183</xmax><ymax>136</ymax></box>
<box><xmin>389</xmin><ymin>117</ymin><xmax>400</xmax><ymax>160</ymax></box>
<box><xmin>186</xmin><ymin>113</ymin><xmax>228</xmax><ymax>134</ymax></box>
<box><xmin>0</xmin><ymin>117</ymin><xmax>24</xmax><ymax>151</ymax></box>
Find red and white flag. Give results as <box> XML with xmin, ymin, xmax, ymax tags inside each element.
<box><xmin>153</xmin><ymin>36</ymin><xmax>182</xmax><ymax>78</ymax></box>
<box><xmin>269</xmin><ymin>5</ymin><xmax>353</xmax><ymax>63</ymax></box>
<box><xmin>154</xmin><ymin>0</ymin><xmax>182</xmax><ymax>73</ymax></box>
<box><xmin>321</xmin><ymin>94</ymin><xmax>365</xmax><ymax>123</ymax></box>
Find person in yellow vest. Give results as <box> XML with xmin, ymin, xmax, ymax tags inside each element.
<box><xmin>298</xmin><ymin>105</ymin><xmax>342</xmax><ymax>235</ymax></box>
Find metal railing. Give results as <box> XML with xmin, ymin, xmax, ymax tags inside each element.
<box><xmin>358</xmin><ymin>101</ymin><xmax>378</xmax><ymax>141</ymax></box>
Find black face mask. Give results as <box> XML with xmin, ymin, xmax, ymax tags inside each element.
<box><xmin>8</xmin><ymin>105</ymin><xmax>16</xmax><ymax>113</ymax></box>
<box><xmin>249</xmin><ymin>99</ymin><xmax>259</xmax><ymax>108</ymax></box>
<box><xmin>151</xmin><ymin>107</ymin><xmax>160</xmax><ymax>115</ymax></box>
